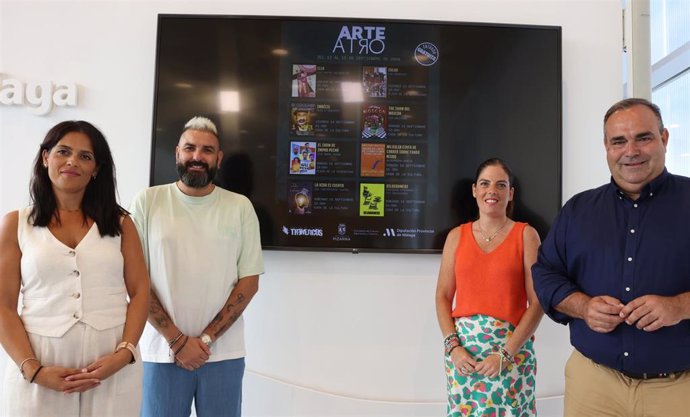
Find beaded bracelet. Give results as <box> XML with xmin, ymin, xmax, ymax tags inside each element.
<box><xmin>488</xmin><ymin>346</ymin><xmax>515</xmax><ymax>374</ymax></box>
<box><xmin>443</xmin><ymin>333</ymin><xmax>461</xmax><ymax>355</ymax></box>
<box><xmin>443</xmin><ymin>333</ymin><xmax>460</xmax><ymax>345</ymax></box>
<box><xmin>444</xmin><ymin>335</ymin><xmax>460</xmax><ymax>346</ymax></box>
<box><xmin>499</xmin><ymin>347</ymin><xmax>514</xmax><ymax>364</ymax></box>
<box><xmin>445</xmin><ymin>341</ymin><xmax>460</xmax><ymax>355</ymax></box>
<box><xmin>447</xmin><ymin>344</ymin><xmax>461</xmax><ymax>356</ymax></box>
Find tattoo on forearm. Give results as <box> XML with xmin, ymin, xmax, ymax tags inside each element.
<box><xmin>149</xmin><ymin>292</ymin><xmax>164</xmax><ymax>314</ymax></box>
<box><xmin>216</xmin><ymin>312</ymin><xmax>240</xmax><ymax>336</ymax></box>
<box><xmin>149</xmin><ymin>301</ymin><xmax>161</xmax><ymax>314</ymax></box>
<box><xmin>149</xmin><ymin>292</ymin><xmax>172</xmax><ymax>329</ymax></box>
<box><xmin>210</xmin><ymin>292</ymin><xmax>249</xmax><ymax>339</ymax></box>
<box><xmin>210</xmin><ymin>311</ymin><xmax>223</xmax><ymax>326</ymax></box>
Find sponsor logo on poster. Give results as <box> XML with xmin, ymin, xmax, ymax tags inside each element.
<box><xmin>333</xmin><ymin>223</ymin><xmax>351</xmax><ymax>241</ymax></box>
<box><xmin>382</xmin><ymin>228</ymin><xmax>436</xmax><ymax>238</ymax></box>
<box><xmin>281</xmin><ymin>226</ymin><xmax>324</xmax><ymax>237</ymax></box>
<box><xmin>415</xmin><ymin>42</ymin><xmax>439</xmax><ymax>66</ymax></box>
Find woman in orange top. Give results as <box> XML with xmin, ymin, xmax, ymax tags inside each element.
<box><xmin>435</xmin><ymin>158</ymin><xmax>543</xmax><ymax>416</ymax></box>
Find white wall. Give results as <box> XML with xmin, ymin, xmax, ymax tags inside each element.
<box><xmin>0</xmin><ymin>1</ymin><xmax>622</xmax><ymax>416</ymax></box>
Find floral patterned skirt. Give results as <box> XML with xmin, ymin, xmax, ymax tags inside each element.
<box><xmin>445</xmin><ymin>314</ymin><xmax>537</xmax><ymax>417</ymax></box>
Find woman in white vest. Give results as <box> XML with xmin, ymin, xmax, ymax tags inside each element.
<box><xmin>0</xmin><ymin>121</ymin><xmax>150</xmax><ymax>416</ymax></box>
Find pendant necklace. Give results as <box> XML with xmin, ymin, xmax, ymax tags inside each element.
<box><xmin>476</xmin><ymin>219</ymin><xmax>509</xmax><ymax>242</ymax></box>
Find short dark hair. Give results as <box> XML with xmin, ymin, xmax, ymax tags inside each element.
<box><xmin>603</xmin><ymin>98</ymin><xmax>664</xmax><ymax>134</ymax></box>
<box><xmin>474</xmin><ymin>157</ymin><xmax>515</xmax><ymax>218</ymax></box>
<box><xmin>29</xmin><ymin>121</ymin><xmax>126</xmax><ymax>236</ymax></box>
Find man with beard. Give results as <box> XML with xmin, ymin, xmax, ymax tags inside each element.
<box><xmin>292</xmin><ymin>109</ymin><xmax>313</xmax><ymax>136</ymax></box>
<box><xmin>130</xmin><ymin>116</ymin><xmax>264</xmax><ymax>417</ymax></box>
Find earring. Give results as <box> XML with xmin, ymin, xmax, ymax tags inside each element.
<box><xmin>43</xmin><ymin>162</ymin><xmax>48</xmax><ymax>168</ymax></box>
<box><xmin>92</xmin><ymin>174</ymin><xmax>97</xmax><ymax>179</ymax></box>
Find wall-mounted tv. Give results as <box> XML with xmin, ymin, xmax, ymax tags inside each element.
<box><xmin>151</xmin><ymin>14</ymin><xmax>562</xmax><ymax>252</ymax></box>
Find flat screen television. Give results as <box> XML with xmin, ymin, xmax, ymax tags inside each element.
<box><xmin>150</xmin><ymin>14</ymin><xmax>562</xmax><ymax>252</ymax></box>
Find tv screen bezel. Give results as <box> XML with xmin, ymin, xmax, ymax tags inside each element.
<box><xmin>150</xmin><ymin>14</ymin><xmax>563</xmax><ymax>254</ymax></box>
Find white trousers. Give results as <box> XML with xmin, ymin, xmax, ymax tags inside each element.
<box><xmin>1</xmin><ymin>322</ymin><xmax>143</xmax><ymax>417</ymax></box>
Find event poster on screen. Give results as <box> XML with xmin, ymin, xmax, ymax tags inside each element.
<box><xmin>151</xmin><ymin>15</ymin><xmax>562</xmax><ymax>251</ymax></box>
<box><xmin>276</xmin><ymin>20</ymin><xmax>440</xmax><ymax>248</ymax></box>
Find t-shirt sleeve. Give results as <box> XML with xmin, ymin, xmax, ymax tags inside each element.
<box><xmin>237</xmin><ymin>198</ymin><xmax>264</xmax><ymax>279</ymax></box>
<box><xmin>128</xmin><ymin>190</ymin><xmax>150</xmax><ymax>268</ymax></box>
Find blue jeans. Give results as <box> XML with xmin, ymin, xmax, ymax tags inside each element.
<box><xmin>141</xmin><ymin>358</ymin><xmax>245</xmax><ymax>417</ymax></box>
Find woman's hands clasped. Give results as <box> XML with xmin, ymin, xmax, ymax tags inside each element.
<box><xmin>473</xmin><ymin>354</ymin><xmax>504</xmax><ymax>378</ymax></box>
<box><xmin>451</xmin><ymin>347</ymin><xmax>508</xmax><ymax>379</ymax></box>
<box><xmin>450</xmin><ymin>346</ymin><xmax>478</xmax><ymax>376</ymax></box>
<box><xmin>25</xmin><ymin>364</ymin><xmax>100</xmax><ymax>394</ymax></box>
<box><xmin>57</xmin><ymin>348</ymin><xmax>132</xmax><ymax>393</ymax></box>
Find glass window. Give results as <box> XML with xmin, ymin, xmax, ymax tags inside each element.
<box><xmin>653</xmin><ymin>69</ymin><xmax>690</xmax><ymax>175</ymax></box>
<box><xmin>650</xmin><ymin>0</ymin><xmax>690</xmax><ymax>176</ymax></box>
<box><xmin>651</xmin><ymin>0</ymin><xmax>690</xmax><ymax>63</ymax></box>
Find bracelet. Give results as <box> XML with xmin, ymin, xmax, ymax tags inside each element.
<box><xmin>446</xmin><ymin>345</ymin><xmax>460</xmax><ymax>356</ymax></box>
<box><xmin>444</xmin><ymin>340</ymin><xmax>461</xmax><ymax>355</ymax></box>
<box><xmin>443</xmin><ymin>333</ymin><xmax>461</xmax><ymax>355</ymax></box>
<box><xmin>443</xmin><ymin>332</ymin><xmax>457</xmax><ymax>341</ymax></box>
<box><xmin>173</xmin><ymin>336</ymin><xmax>189</xmax><ymax>356</ymax></box>
<box><xmin>443</xmin><ymin>333</ymin><xmax>460</xmax><ymax>346</ymax></box>
<box><xmin>115</xmin><ymin>341</ymin><xmax>137</xmax><ymax>364</ymax></box>
<box><xmin>168</xmin><ymin>331</ymin><xmax>183</xmax><ymax>348</ymax></box>
<box><xmin>444</xmin><ymin>339</ymin><xmax>460</xmax><ymax>353</ymax></box>
<box><xmin>19</xmin><ymin>357</ymin><xmax>39</xmax><ymax>380</ymax></box>
<box><xmin>30</xmin><ymin>365</ymin><xmax>44</xmax><ymax>383</ymax></box>
<box><xmin>499</xmin><ymin>347</ymin><xmax>514</xmax><ymax>364</ymax></box>
<box><xmin>487</xmin><ymin>351</ymin><xmax>506</xmax><ymax>374</ymax></box>
<box><xmin>487</xmin><ymin>346</ymin><xmax>515</xmax><ymax>375</ymax></box>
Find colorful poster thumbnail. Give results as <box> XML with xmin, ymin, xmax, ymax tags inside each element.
<box><xmin>289</xmin><ymin>141</ymin><xmax>316</xmax><ymax>175</ymax></box>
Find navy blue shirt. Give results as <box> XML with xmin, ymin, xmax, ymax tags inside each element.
<box><xmin>533</xmin><ymin>169</ymin><xmax>690</xmax><ymax>374</ymax></box>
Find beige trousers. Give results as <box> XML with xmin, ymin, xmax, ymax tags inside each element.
<box><xmin>564</xmin><ymin>349</ymin><xmax>690</xmax><ymax>417</ymax></box>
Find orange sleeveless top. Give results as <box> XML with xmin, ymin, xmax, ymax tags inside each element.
<box><xmin>451</xmin><ymin>221</ymin><xmax>527</xmax><ymax>327</ymax></box>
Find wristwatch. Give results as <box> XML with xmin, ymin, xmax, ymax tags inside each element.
<box><xmin>200</xmin><ymin>333</ymin><xmax>213</xmax><ymax>347</ymax></box>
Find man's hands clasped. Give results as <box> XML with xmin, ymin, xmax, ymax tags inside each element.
<box><xmin>583</xmin><ymin>294</ymin><xmax>685</xmax><ymax>333</ymax></box>
<box><xmin>171</xmin><ymin>335</ymin><xmax>211</xmax><ymax>371</ymax></box>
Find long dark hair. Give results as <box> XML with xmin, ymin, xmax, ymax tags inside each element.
<box><xmin>474</xmin><ymin>157</ymin><xmax>515</xmax><ymax>218</ymax></box>
<box><xmin>29</xmin><ymin>121</ymin><xmax>126</xmax><ymax>237</ymax></box>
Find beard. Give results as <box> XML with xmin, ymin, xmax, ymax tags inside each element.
<box><xmin>176</xmin><ymin>160</ymin><xmax>217</xmax><ymax>188</ymax></box>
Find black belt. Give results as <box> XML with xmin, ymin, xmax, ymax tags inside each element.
<box><xmin>620</xmin><ymin>370</ymin><xmax>687</xmax><ymax>380</ymax></box>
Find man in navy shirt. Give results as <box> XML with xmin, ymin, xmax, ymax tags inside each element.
<box><xmin>533</xmin><ymin>98</ymin><xmax>690</xmax><ymax>417</ymax></box>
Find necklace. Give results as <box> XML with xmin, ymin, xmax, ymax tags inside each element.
<box><xmin>476</xmin><ymin>219</ymin><xmax>509</xmax><ymax>242</ymax></box>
